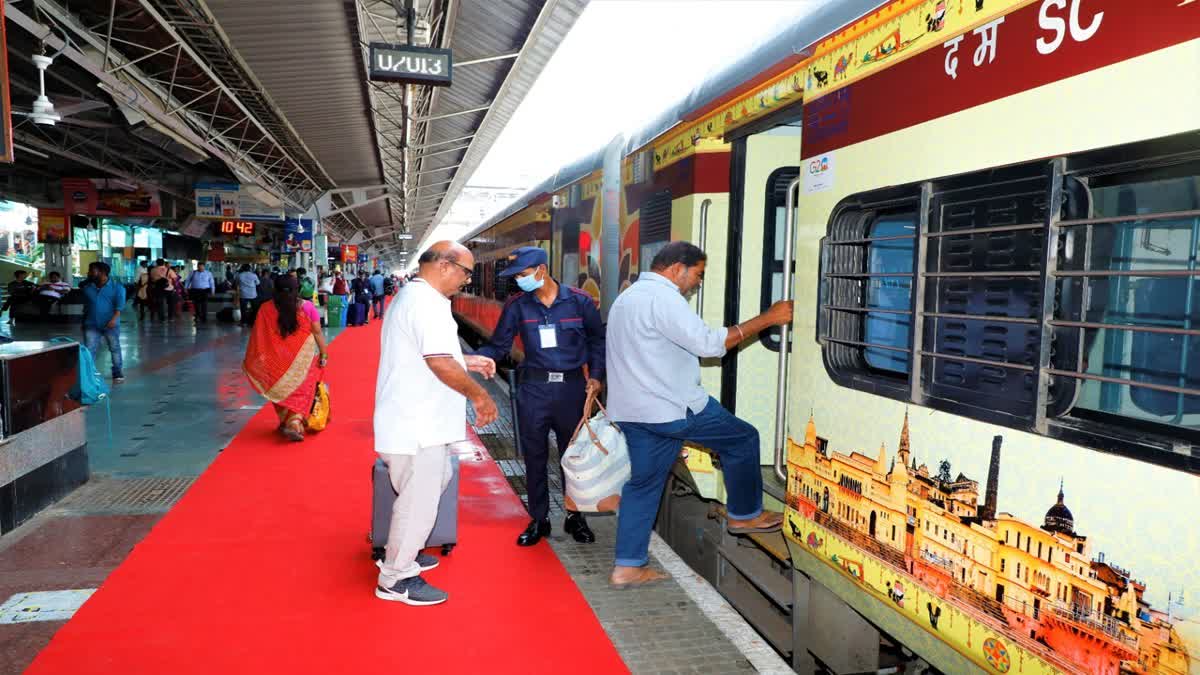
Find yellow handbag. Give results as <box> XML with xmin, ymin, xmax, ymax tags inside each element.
<box><xmin>306</xmin><ymin>382</ymin><xmax>330</xmax><ymax>431</ymax></box>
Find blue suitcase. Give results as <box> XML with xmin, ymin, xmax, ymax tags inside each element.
<box><xmin>370</xmin><ymin>454</ymin><xmax>459</xmax><ymax>559</ymax></box>
<box><xmin>347</xmin><ymin>302</ymin><xmax>368</xmax><ymax>326</ymax></box>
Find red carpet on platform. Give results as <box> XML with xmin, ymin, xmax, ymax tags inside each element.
<box><xmin>28</xmin><ymin>317</ymin><xmax>628</xmax><ymax>674</ymax></box>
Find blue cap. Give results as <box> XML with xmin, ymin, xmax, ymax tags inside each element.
<box><xmin>499</xmin><ymin>246</ymin><xmax>548</xmax><ymax>277</ymax></box>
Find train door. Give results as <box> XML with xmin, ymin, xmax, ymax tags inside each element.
<box><xmin>722</xmin><ymin>121</ymin><xmax>802</xmax><ymax>465</ymax></box>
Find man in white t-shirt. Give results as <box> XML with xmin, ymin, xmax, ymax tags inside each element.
<box><xmin>373</xmin><ymin>240</ymin><xmax>498</xmax><ymax>605</ymax></box>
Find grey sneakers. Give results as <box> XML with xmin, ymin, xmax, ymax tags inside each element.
<box><xmin>374</xmin><ymin>552</ymin><xmax>439</xmax><ymax>572</ymax></box>
<box><xmin>414</xmin><ymin>552</ymin><xmax>439</xmax><ymax>571</ymax></box>
<box><xmin>375</xmin><ymin>576</ymin><xmax>448</xmax><ymax>606</ymax></box>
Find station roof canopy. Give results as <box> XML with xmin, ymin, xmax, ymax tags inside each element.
<box><xmin>3</xmin><ymin>0</ymin><xmax>585</xmax><ymax>266</ymax></box>
<box><xmin>204</xmin><ymin>0</ymin><xmax>587</xmax><ymax>263</ymax></box>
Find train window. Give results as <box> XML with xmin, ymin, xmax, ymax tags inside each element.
<box><xmin>818</xmin><ymin>189</ymin><xmax>920</xmax><ymax>401</ymax></box>
<box><xmin>760</xmin><ymin>167</ymin><xmax>800</xmax><ymax>351</ymax></box>
<box><xmin>864</xmin><ymin>216</ymin><xmax>915</xmax><ymax>371</ymax></box>
<box><xmin>820</xmin><ymin>141</ymin><xmax>1200</xmax><ymax>473</ymax></box>
<box><xmin>1063</xmin><ymin>174</ymin><xmax>1200</xmax><ymax>433</ymax></box>
<box><xmin>639</xmin><ymin>189</ymin><xmax>672</xmax><ymax>280</ymax></box>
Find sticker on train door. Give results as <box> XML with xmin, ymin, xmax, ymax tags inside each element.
<box><xmin>804</xmin><ymin>153</ymin><xmax>835</xmax><ymax>193</ymax></box>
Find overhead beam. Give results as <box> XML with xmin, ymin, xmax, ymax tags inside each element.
<box><xmin>454</xmin><ymin>52</ymin><xmax>520</xmax><ymax>68</ymax></box>
<box><xmin>327</xmin><ymin>184</ymin><xmax>390</xmax><ymax>195</ymax></box>
<box><xmin>324</xmin><ymin>191</ymin><xmax>392</xmax><ymax>217</ymax></box>
<box><xmin>414</xmin><ymin>103</ymin><xmax>491</xmax><ymax>123</ymax></box>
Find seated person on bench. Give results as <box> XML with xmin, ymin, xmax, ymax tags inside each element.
<box><xmin>35</xmin><ymin>271</ymin><xmax>72</xmax><ymax>318</ymax></box>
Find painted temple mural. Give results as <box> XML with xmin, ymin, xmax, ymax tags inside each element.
<box><xmin>784</xmin><ymin>413</ymin><xmax>1197</xmax><ymax>674</ymax></box>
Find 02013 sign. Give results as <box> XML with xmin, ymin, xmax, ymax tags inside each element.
<box><xmin>368</xmin><ymin>43</ymin><xmax>452</xmax><ymax>86</ymax></box>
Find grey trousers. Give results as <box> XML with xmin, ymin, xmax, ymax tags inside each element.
<box><xmin>377</xmin><ymin>444</ymin><xmax>453</xmax><ymax>587</ymax></box>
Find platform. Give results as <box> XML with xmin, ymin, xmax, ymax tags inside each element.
<box><xmin>0</xmin><ymin>311</ymin><xmax>790</xmax><ymax>674</ymax></box>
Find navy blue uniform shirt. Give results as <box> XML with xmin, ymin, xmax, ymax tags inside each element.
<box><xmin>475</xmin><ymin>283</ymin><xmax>605</xmax><ymax>381</ymax></box>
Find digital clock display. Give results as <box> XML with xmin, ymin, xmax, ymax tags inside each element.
<box><xmin>218</xmin><ymin>220</ymin><xmax>256</xmax><ymax>236</ymax></box>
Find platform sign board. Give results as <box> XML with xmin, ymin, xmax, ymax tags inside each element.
<box><xmin>368</xmin><ymin>43</ymin><xmax>452</xmax><ymax>87</ymax></box>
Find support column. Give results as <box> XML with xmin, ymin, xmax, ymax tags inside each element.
<box><xmin>43</xmin><ymin>242</ymin><xmax>73</xmax><ymax>278</ymax></box>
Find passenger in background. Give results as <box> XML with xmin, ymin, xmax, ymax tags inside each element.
<box><xmin>186</xmin><ymin>262</ymin><xmax>215</xmax><ymax>325</ymax></box>
<box><xmin>473</xmin><ymin>246</ymin><xmax>605</xmax><ymax>547</ymax></box>
<box><xmin>134</xmin><ymin>261</ymin><xmax>151</xmax><ymax>321</ymax></box>
<box><xmin>369</xmin><ymin>268</ymin><xmax>386</xmax><ymax>319</ymax></box>
<box><xmin>349</xmin><ymin>271</ymin><xmax>372</xmax><ymax>326</ymax></box>
<box><xmin>170</xmin><ymin>265</ymin><xmax>186</xmax><ymax>319</ymax></box>
<box><xmin>148</xmin><ymin>259</ymin><xmax>168</xmax><ymax>321</ymax></box>
<box><xmin>2</xmin><ymin>270</ymin><xmax>36</xmax><ymax>323</ymax></box>
<box><xmin>35</xmin><ymin>271</ymin><xmax>72</xmax><ymax>318</ymax></box>
<box><xmin>236</xmin><ymin>264</ymin><xmax>260</xmax><ymax>326</ymax></box>
<box><xmin>297</xmin><ymin>268</ymin><xmax>315</xmax><ymax>304</ymax></box>
<box><xmin>605</xmin><ymin>242</ymin><xmax>794</xmax><ymax>588</ymax></box>
<box><xmin>257</xmin><ymin>266</ymin><xmax>276</xmax><ymax>311</ymax></box>
<box><xmin>80</xmin><ymin>261</ymin><xmax>126</xmax><ymax>384</ymax></box>
<box><xmin>242</xmin><ymin>276</ymin><xmax>327</xmax><ymax>442</ymax></box>
<box><xmin>318</xmin><ymin>270</ymin><xmax>335</xmax><ymax>306</ymax></box>
<box><xmin>373</xmin><ymin>240</ymin><xmax>497</xmax><ymax>606</ymax></box>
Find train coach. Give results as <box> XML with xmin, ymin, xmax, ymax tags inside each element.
<box><xmin>453</xmin><ymin>1</ymin><xmax>1199</xmax><ymax>672</ymax></box>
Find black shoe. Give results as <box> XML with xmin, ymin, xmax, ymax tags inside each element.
<box><xmin>516</xmin><ymin>519</ymin><xmax>551</xmax><ymax>546</ymax></box>
<box><xmin>563</xmin><ymin>512</ymin><xmax>595</xmax><ymax>544</ymax></box>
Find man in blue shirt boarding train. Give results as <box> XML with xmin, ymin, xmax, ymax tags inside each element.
<box><xmin>474</xmin><ymin>246</ymin><xmax>605</xmax><ymax>547</ymax></box>
<box><xmin>606</xmin><ymin>241</ymin><xmax>794</xmax><ymax>588</ymax></box>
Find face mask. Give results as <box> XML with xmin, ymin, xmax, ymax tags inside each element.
<box><xmin>516</xmin><ymin>270</ymin><xmax>544</xmax><ymax>292</ymax></box>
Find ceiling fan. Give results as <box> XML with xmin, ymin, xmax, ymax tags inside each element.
<box><xmin>10</xmin><ymin>53</ymin><xmax>116</xmax><ymax>128</ymax></box>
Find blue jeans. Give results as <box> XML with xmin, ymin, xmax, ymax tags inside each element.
<box><xmin>83</xmin><ymin>326</ymin><xmax>123</xmax><ymax>378</ymax></box>
<box><xmin>614</xmin><ymin>397</ymin><xmax>763</xmax><ymax>567</ymax></box>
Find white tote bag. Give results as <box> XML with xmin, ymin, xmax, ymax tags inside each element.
<box><xmin>561</xmin><ymin>393</ymin><xmax>630</xmax><ymax>513</ymax></box>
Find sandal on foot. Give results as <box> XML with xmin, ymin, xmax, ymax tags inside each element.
<box><xmin>727</xmin><ymin>511</ymin><xmax>784</xmax><ymax>535</ymax></box>
<box><xmin>609</xmin><ymin>567</ymin><xmax>669</xmax><ymax>589</ymax></box>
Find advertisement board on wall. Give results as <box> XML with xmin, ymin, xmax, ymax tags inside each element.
<box><xmin>194</xmin><ymin>183</ymin><xmax>284</xmax><ymax>221</ymax></box>
<box><xmin>341</xmin><ymin>245</ymin><xmax>358</xmax><ymax>263</ymax></box>
<box><xmin>284</xmin><ymin>217</ymin><xmax>313</xmax><ymax>252</ymax></box>
<box><xmin>194</xmin><ymin>183</ymin><xmax>239</xmax><ymax>219</ymax></box>
<box><xmin>36</xmin><ymin>208</ymin><xmax>68</xmax><ymax>243</ymax></box>
<box><xmin>62</xmin><ymin>178</ymin><xmax>161</xmax><ymax>217</ymax></box>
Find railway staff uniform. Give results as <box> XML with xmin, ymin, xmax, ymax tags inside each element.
<box><xmin>474</xmin><ymin>246</ymin><xmax>605</xmax><ymax>546</ymax></box>
<box><xmin>605</xmin><ymin>241</ymin><xmax>793</xmax><ymax>588</ymax></box>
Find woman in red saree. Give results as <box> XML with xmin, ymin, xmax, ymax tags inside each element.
<box><xmin>243</xmin><ymin>275</ymin><xmax>328</xmax><ymax>441</ymax></box>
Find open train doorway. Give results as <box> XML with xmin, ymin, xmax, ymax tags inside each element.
<box><xmin>720</xmin><ymin>115</ymin><xmax>802</xmax><ymax>472</ymax></box>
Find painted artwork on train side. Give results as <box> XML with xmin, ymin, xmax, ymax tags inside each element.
<box><xmin>552</xmin><ymin>173</ymin><xmax>604</xmax><ymax>304</ymax></box>
<box><xmin>784</xmin><ymin>413</ymin><xmax>1197</xmax><ymax>675</ymax></box>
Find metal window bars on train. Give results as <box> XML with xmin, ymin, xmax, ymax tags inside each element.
<box><xmin>817</xmin><ymin>138</ymin><xmax>1200</xmax><ymax>473</ymax></box>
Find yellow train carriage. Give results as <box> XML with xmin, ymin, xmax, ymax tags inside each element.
<box><xmin>453</xmin><ymin>0</ymin><xmax>1199</xmax><ymax>672</ymax></box>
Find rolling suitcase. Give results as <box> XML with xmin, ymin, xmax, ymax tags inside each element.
<box><xmin>347</xmin><ymin>302</ymin><xmax>368</xmax><ymax>326</ymax></box>
<box><xmin>370</xmin><ymin>454</ymin><xmax>459</xmax><ymax>560</ymax></box>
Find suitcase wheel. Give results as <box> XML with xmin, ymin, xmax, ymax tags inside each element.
<box><xmin>371</xmin><ymin>546</ymin><xmax>385</xmax><ymax>561</ymax></box>
<box><xmin>441</xmin><ymin>544</ymin><xmax>454</xmax><ymax>556</ymax></box>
